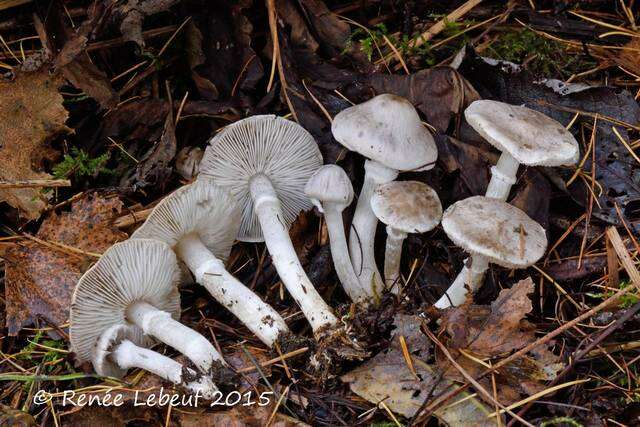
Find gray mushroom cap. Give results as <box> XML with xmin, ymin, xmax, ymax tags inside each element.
<box><xmin>132</xmin><ymin>177</ymin><xmax>241</xmax><ymax>261</ymax></box>
<box><xmin>70</xmin><ymin>239</ymin><xmax>181</xmax><ymax>366</ymax></box>
<box><xmin>441</xmin><ymin>196</ymin><xmax>547</xmax><ymax>268</ymax></box>
<box><xmin>199</xmin><ymin>115</ymin><xmax>323</xmax><ymax>242</ymax></box>
<box><xmin>331</xmin><ymin>94</ymin><xmax>438</xmax><ymax>171</ymax></box>
<box><xmin>304</xmin><ymin>164</ymin><xmax>354</xmax><ymax>212</ymax></box>
<box><xmin>370</xmin><ymin>181</ymin><xmax>442</xmax><ymax>233</ymax></box>
<box><xmin>464</xmin><ymin>100</ymin><xmax>579</xmax><ymax>166</ymax></box>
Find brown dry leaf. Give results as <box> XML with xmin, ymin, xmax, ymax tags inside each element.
<box><xmin>438</xmin><ymin>278</ymin><xmax>564</xmax><ymax>404</ymax></box>
<box><xmin>0</xmin><ymin>405</ymin><xmax>36</xmax><ymax>427</ymax></box>
<box><xmin>174</xmin><ymin>405</ymin><xmax>307</xmax><ymax>427</ymax></box>
<box><xmin>341</xmin><ymin>314</ymin><xmax>497</xmax><ymax>425</ymax></box>
<box><xmin>0</xmin><ymin>70</ymin><xmax>70</xmax><ymax>219</ymax></box>
<box><xmin>4</xmin><ymin>194</ymin><xmax>127</xmax><ymax>335</ymax></box>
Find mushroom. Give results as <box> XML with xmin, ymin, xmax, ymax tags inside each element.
<box><xmin>464</xmin><ymin>100</ymin><xmax>579</xmax><ymax>201</ymax></box>
<box><xmin>132</xmin><ymin>177</ymin><xmax>289</xmax><ymax>347</ymax></box>
<box><xmin>304</xmin><ymin>164</ymin><xmax>369</xmax><ymax>303</ymax></box>
<box><xmin>433</xmin><ymin>196</ymin><xmax>547</xmax><ymax>308</ymax></box>
<box><xmin>70</xmin><ymin>239</ymin><xmax>227</xmax><ymax>375</ymax></box>
<box><xmin>370</xmin><ymin>181</ymin><xmax>442</xmax><ymax>291</ymax></box>
<box><xmin>332</xmin><ymin>94</ymin><xmax>438</xmax><ymax>297</ymax></box>
<box><xmin>93</xmin><ymin>324</ymin><xmax>217</xmax><ymax>398</ymax></box>
<box><xmin>199</xmin><ymin>115</ymin><xmax>339</xmax><ymax>337</ymax></box>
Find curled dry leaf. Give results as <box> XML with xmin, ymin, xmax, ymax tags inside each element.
<box><xmin>341</xmin><ymin>314</ymin><xmax>498</xmax><ymax>425</ymax></box>
<box><xmin>3</xmin><ymin>194</ymin><xmax>127</xmax><ymax>335</ymax></box>
<box><xmin>0</xmin><ymin>70</ymin><xmax>70</xmax><ymax>220</ymax></box>
<box><xmin>438</xmin><ymin>277</ymin><xmax>564</xmax><ymax>404</ymax></box>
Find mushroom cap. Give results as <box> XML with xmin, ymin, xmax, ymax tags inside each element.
<box><xmin>93</xmin><ymin>324</ymin><xmax>141</xmax><ymax>378</ymax></box>
<box><xmin>464</xmin><ymin>100</ymin><xmax>579</xmax><ymax>166</ymax></box>
<box><xmin>442</xmin><ymin>196</ymin><xmax>547</xmax><ymax>268</ymax></box>
<box><xmin>70</xmin><ymin>239</ymin><xmax>181</xmax><ymax>366</ymax></box>
<box><xmin>370</xmin><ymin>181</ymin><xmax>442</xmax><ymax>233</ymax></box>
<box><xmin>331</xmin><ymin>94</ymin><xmax>438</xmax><ymax>171</ymax></box>
<box><xmin>132</xmin><ymin>177</ymin><xmax>241</xmax><ymax>261</ymax></box>
<box><xmin>199</xmin><ymin>115</ymin><xmax>322</xmax><ymax>242</ymax></box>
<box><xmin>304</xmin><ymin>164</ymin><xmax>354</xmax><ymax>212</ymax></box>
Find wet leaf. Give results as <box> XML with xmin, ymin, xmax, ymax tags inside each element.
<box><xmin>438</xmin><ymin>278</ymin><xmax>564</xmax><ymax>404</ymax></box>
<box><xmin>0</xmin><ymin>70</ymin><xmax>70</xmax><ymax>220</ymax></box>
<box><xmin>0</xmin><ymin>405</ymin><xmax>36</xmax><ymax>427</ymax></box>
<box><xmin>4</xmin><ymin>194</ymin><xmax>127</xmax><ymax>335</ymax></box>
<box><xmin>341</xmin><ymin>314</ymin><xmax>498</xmax><ymax>425</ymax></box>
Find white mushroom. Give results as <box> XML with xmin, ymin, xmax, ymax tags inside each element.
<box><xmin>465</xmin><ymin>100</ymin><xmax>579</xmax><ymax>201</ymax></box>
<box><xmin>433</xmin><ymin>196</ymin><xmax>547</xmax><ymax>308</ymax></box>
<box><xmin>370</xmin><ymin>181</ymin><xmax>442</xmax><ymax>292</ymax></box>
<box><xmin>305</xmin><ymin>164</ymin><xmax>369</xmax><ymax>303</ymax></box>
<box><xmin>94</xmin><ymin>324</ymin><xmax>217</xmax><ymax>398</ymax></box>
<box><xmin>70</xmin><ymin>239</ymin><xmax>226</xmax><ymax>374</ymax></box>
<box><xmin>332</xmin><ymin>94</ymin><xmax>438</xmax><ymax>297</ymax></box>
<box><xmin>199</xmin><ymin>115</ymin><xmax>339</xmax><ymax>337</ymax></box>
<box><xmin>132</xmin><ymin>178</ymin><xmax>289</xmax><ymax>347</ymax></box>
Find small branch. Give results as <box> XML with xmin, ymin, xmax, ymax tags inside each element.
<box><xmin>0</xmin><ymin>179</ymin><xmax>70</xmax><ymax>189</ymax></box>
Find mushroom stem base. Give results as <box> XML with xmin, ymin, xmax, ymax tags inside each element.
<box><xmin>433</xmin><ymin>256</ymin><xmax>489</xmax><ymax>308</ymax></box>
<box><xmin>175</xmin><ymin>233</ymin><xmax>289</xmax><ymax>347</ymax></box>
<box><xmin>126</xmin><ymin>301</ymin><xmax>224</xmax><ymax>372</ymax></box>
<box><xmin>348</xmin><ymin>160</ymin><xmax>398</xmax><ymax>299</ymax></box>
<box><xmin>111</xmin><ymin>339</ymin><xmax>217</xmax><ymax>398</ymax></box>
<box><xmin>250</xmin><ymin>173</ymin><xmax>338</xmax><ymax>333</ymax></box>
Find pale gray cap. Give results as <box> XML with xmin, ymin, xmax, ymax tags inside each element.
<box><xmin>304</xmin><ymin>164</ymin><xmax>354</xmax><ymax>212</ymax></box>
<box><xmin>199</xmin><ymin>115</ymin><xmax>323</xmax><ymax>242</ymax></box>
<box><xmin>464</xmin><ymin>100</ymin><xmax>579</xmax><ymax>166</ymax></box>
<box><xmin>70</xmin><ymin>239</ymin><xmax>181</xmax><ymax>366</ymax></box>
<box><xmin>370</xmin><ymin>181</ymin><xmax>442</xmax><ymax>233</ymax></box>
<box><xmin>331</xmin><ymin>94</ymin><xmax>438</xmax><ymax>171</ymax></box>
<box><xmin>442</xmin><ymin>196</ymin><xmax>547</xmax><ymax>268</ymax></box>
<box><xmin>132</xmin><ymin>177</ymin><xmax>241</xmax><ymax>261</ymax></box>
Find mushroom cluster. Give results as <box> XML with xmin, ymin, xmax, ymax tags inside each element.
<box><xmin>69</xmin><ymin>96</ymin><xmax>576</xmax><ymax>393</ymax></box>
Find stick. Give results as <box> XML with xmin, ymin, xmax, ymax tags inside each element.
<box><xmin>0</xmin><ymin>179</ymin><xmax>70</xmax><ymax>189</ymax></box>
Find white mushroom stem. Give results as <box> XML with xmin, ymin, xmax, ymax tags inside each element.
<box><xmin>322</xmin><ymin>206</ymin><xmax>370</xmax><ymax>303</ymax></box>
<box><xmin>485</xmin><ymin>152</ymin><xmax>519</xmax><ymax>201</ymax></box>
<box><xmin>434</xmin><ymin>256</ymin><xmax>489</xmax><ymax>308</ymax></box>
<box><xmin>383</xmin><ymin>227</ymin><xmax>408</xmax><ymax>293</ymax></box>
<box><xmin>126</xmin><ymin>301</ymin><xmax>224</xmax><ymax>372</ymax></box>
<box><xmin>174</xmin><ymin>233</ymin><xmax>289</xmax><ymax>347</ymax></box>
<box><xmin>349</xmin><ymin>160</ymin><xmax>399</xmax><ymax>297</ymax></box>
<box><xmin>111</xmin><ymin>339</ymin><xmax>217</xmax><ymax>398</ymax></box>
<box><xmin>249</xmin><ymin>173</ymin><xmax>338</xmax><ymax>333</ymax></box>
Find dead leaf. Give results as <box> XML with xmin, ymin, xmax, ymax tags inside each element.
<box><xmin>173</xmin><ymin>405</ymin><xmax>307</xmax><ymax>427</ymax></box>
<box><xmin>0</xmin><ymin>70</ymin><xmax>70</xmax><ymax>220</ymax></box>
<box><xmin>438</xmin><ymin>278</ymin><xmax>564</xmax><ymax>404</ymax></box>
<box><xmin>367</xmin><ymin>67</ymin><xmax>480</xmax><ymax>133</ymax></box>
<box><xmin>115</xmin><ymin>0</ymin><xmax>180</xmax><ymax>48</ymax></box>
<box><xmin>0</xmin><ymin>405</ymin><xmax>36</xmax><ymax>427</ymax></box>
<box><xmin>341</xmin><ymin>314</ymin><xmax>498</xmax><ymax>425</ymax></box>
<box><xmin>4</xmin><ymin>194</ymin><xmax>127</xmax><ymax>335</ymax></box>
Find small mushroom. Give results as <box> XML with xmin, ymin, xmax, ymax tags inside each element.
<box><xmin>433</xmin><ymin>196</ymin><xmax>547</xmax><ymax>308</ymax></box>
<box><xmin>132</xmin><ymin>177</ymin><xmax>289</xmax><ymax>347</ymax></box>
<box><xmin>94</xmin><ymin>324</ymin><xmax>217</xmax><ymax>398</ymax></box>
<box><xmin>465</xmin><ymin>100</ymin><xmax>579</xmax><ymax>201</ymax></box>
<box><xmin>199</xmin><ymin>115</ymin><xmax>339</xmax><ymax>337</ymax></box>
<box><xmin>370</xmin><ymin>181</ymin><xmax>442</xmax><ymax>291</ymax></box>
<box><xmin>70</xmin><ymin>239</ymin><xmax>227</xmax><ymax>375</ymax></box>
<box><xmin>305</xmin><ymin>164</ymin><xmax>369</xmax><ymax>303</ymax></box>
<box><xmin>332</xmin><ymin>94</ymin><xmax>438</xmax><ymax>297</ymax></box>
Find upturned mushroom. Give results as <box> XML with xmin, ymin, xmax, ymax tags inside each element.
<box><xmin>198</xmin><ymin>115</ymin><xmax>340</xmax><ymax>339</ymax></box>
<box><xmin>70</xmin><ymin>239</ymin><xmax>228</xmax><ymax>376</ymax></box>
<box><xmin>132</xmin><ymin>177</ymin><xmax>289</xmax><ymax>347</ymax></box>
<box><xmin>332</xmin><ymin>94</ymin><xmax>438</xmax><ymax>297</ymax></box>
<box><xmin>93</xmin><ymin>324</ymin><xmax>217</xmax><ymax>398</ymax></box>
<box><xmin>370</xmin><ymin>181</ymin><xmax>442</xmax><ymax>291</ymax></box>
<box><xmin>465</xmin><ymin>100</ymin><xmax>579</xmax><ymax>201</ymax></box>
<box><xmin>433</xmin><ymin>196</ymin><xmax>547</xmax><ymax>308</ymax></box>
<box><xmin>305</xmin><ymin>164</ymin><xmax>369</xmax><ymax>303</ymax></box>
